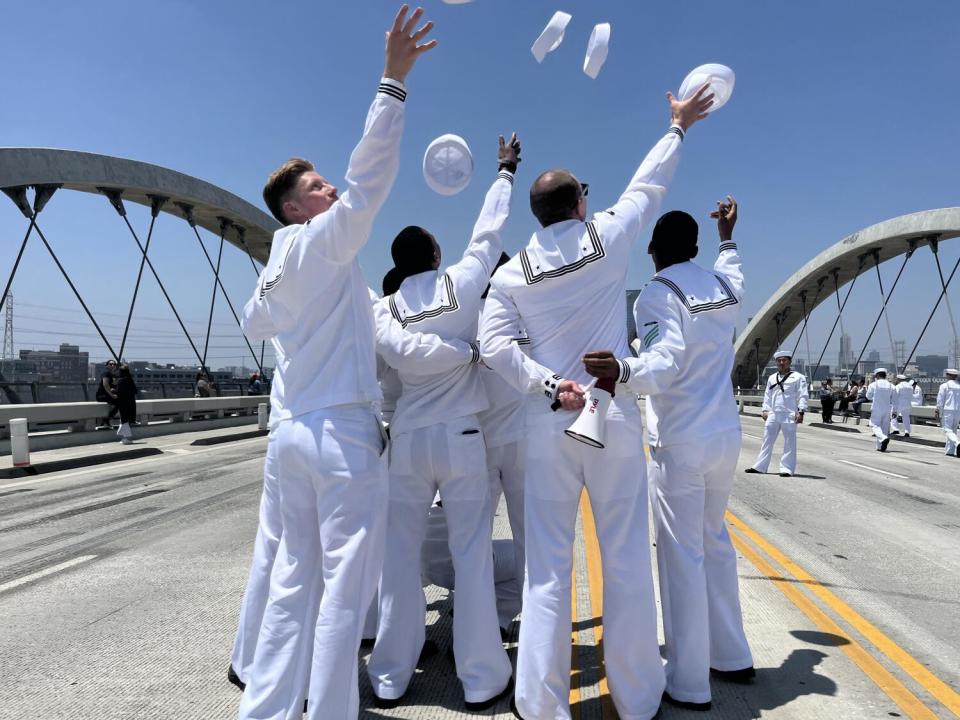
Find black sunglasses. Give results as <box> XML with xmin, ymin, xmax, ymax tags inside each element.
<box><xmin>580</xmin><ymin>182</ymin><xmax>589</xmax><ymax>197</ymax></box>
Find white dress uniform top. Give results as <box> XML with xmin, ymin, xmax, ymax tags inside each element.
<box><xmin>892</xmin><ymin>379</ymin><xmax>916</xmax><ymax>435</ymax></box>
<box><xmin>237</xmin><ymin>78</ymin><xmax>408</xmax><ymax>720</ymax></box>
<box><xmin>477</xmin><ymin>304</ymin><xmax>528</xmax><ymax>628</ymax></box>
<box><xmin>481</xmin><ymin>126</ymin><xmax>687</xmax><ymax>720</ymax></box>
<box><xmin>618</xmin><ymin>242</ymin><xmax>752</xmax><ymax>704</ymax></box>
<box><xmin>368</xmin><ymin>172</ymin><xmax>514</xmax><ymax>705</ymax></box>
<box><xmin>750</xmin><ymin>365</ymin><xmax>808</xmax><ymax>475</ymax></box>
<box><xmin>936</xmin><ymin>374</ymin><xmax>960</xmax><ymax>455</ymax></box>
<box><xmin>866</xmin><ymin>375</ymin><xmax>895</xmax><ymax>450</ymax></box>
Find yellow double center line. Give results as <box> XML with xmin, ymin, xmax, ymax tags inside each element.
<box><xmin>569</xmin><ymin>496</ymin><xmax>960</xmax><ymax>719</ymax></box>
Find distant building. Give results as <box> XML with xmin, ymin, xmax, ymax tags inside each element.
<box><xmin>19</xmin><ymin>343</ymin><xmax>88</xmax><ymax>383</ymax></box>
<box><xmin>838</xmin><ymin>333</ymin><xmax>853</xmax><ymax>370</ymax></box>
<box><xmin>916</xmin><ymin>354</ymin><xmax>948</xmax><ymax>376</ymax></box>
<box><xmin>867</xmin><ymin>349</ymin><xmax>880</xmax><ymax>362</ymax></box>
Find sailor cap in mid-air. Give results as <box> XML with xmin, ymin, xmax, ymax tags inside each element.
<box><xmin>773</xmin><ymin>349</ymin><xmax>792</xmax><ymax>360</ymax></box>
<box><xmin>582</xmin><ymin>23</ymin><xmax>610</xmax><ymax>79</ymax></box>
<box><xmin>531</xmin><ymin>10</ymin><xmax>572</xmax><ymax>63</ymax></box>
<box><xmin>423</xmin><ymin>134</ymin><xmax>474</xmax><ymax>196</ymax></box>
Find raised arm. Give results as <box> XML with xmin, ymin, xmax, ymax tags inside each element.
<box><xmin>710</xmin><ymin>195</ymin><xmax>744</xmax><ymax>301</ymax></box>
<box><xmin>599</xmin><ymin>85</ymin><xmax>714</xmax><ymax>246</ymax></box>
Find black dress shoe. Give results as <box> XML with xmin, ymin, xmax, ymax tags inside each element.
<box><xmin>711</xmin><ymin>665</ymin><xmax>756</xmax><ymax>683</ymax></box>
<box><xmin>464</xmin><ymin>677</ymin><xmax>513</xmax><ymax>712</ymax></box>
<box><xmin>663</xmin><ymin>691</ymin><xmax>711</xmax><ymax>711</ymax></box>
<box><xmin>744</xmin><ymin>467</ymin><xmax>761</xmax><ymax>474</ymax></box>
<box><xmin>881</xmin><ymin>437</ymin><xmax>890</xmax><ymax>451</ymax></box>
<box><xmin>227</xmin><ymin>664</ymin><xmax>246</xmax><ymax>692</ymax></box>
<box><xmin>372</xmin><ymin>692</ymin><xmax>404</xmax><ymax>710</ymax></box>
<box><xmin>779</xmin><ymin>472</ymin><xmax>792</xmax><ymax>477</ymax></box>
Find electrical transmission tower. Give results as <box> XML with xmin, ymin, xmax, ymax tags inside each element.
<box><xmin>1</xmin><ymin>294</ymin><xmax>13</xmax><ymax>379</ymax></box>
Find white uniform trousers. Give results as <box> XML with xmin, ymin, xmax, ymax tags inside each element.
<box><xmin>942</xmin><ymin>411</ymin><xmax>959</xmax><ymax>455</ymax></box>
<box><xmin>231</xmin><ymin>434</ymin><xmax>281</xmax><ymax>685</ymax></box>
<box><xmin>238</xmin><ymin>406</ymin><xmax>388</xmax><ymax>720</ymax></box>
<box><xmin>487</xmin><ymin>439</ymin><xmax>525</xmax><ymax>628</ymax></box>
<box><xmin>869</xmin><ymin>413</ymin><xmax>891</xmax><ymax>450</ymax></box>
<box><xmin>893</xmin><ymin>410</ymin><xmax>912</xmax><ymax>435</ymax></box>
<box><xmin>368</xmin><ymin>415</ymin><xmax>511</xmax><ymax>703</ymax></box>
<box><xmin>517</xmin><ymin>405</ymin><xmax>663</xmax><ymax>720</ymax></box>
<box><xmin>751</xmin><ymin>413</ymin><xmax>797</xmax><ymax>474</ymax></box>
<box><xmin>648</xmin><ymin>431</ymin><xmax>753</xmax><ymax>705</ymax></box>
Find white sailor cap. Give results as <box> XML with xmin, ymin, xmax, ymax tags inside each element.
<box><xmin>874</xmin><ymin>368</ymin><xmax>888</xmax><ymax>375</ymax></box>
<box><xmin>896</xmin><ymin>374</ymin><xmax>907</xmax><ymax>380</ymax></box>
<box><xmin>773</xmin><ymin>349</ymin><xmax>792</xmax><ymax>360</ymax></box>
<box><xmin>583</xmin><ymin>23</ymin><xmax>610</xmax><ymax>79</ymax></box>
<box><xmin>531</xmin><ymin>10</ymin><xmax>572</xmax><ymax>63</ymax></box>
<box><xmin>423</xmin><ymin>134</ymin><xmax>474</xmax><ymax>196</ymax></box>
<box><xmin>947</xmin><ymin>368</ymin><xmax>959</xmax><ymax>376</ymax></box>
<box><xmin>678</xmin><ymin>63</ymin><xmax>735</xmax><ymax>113</ymax></box>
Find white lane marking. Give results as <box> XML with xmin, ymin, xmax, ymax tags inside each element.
<box><xmin>0</xmin><ymin>436</ymin><xmax>266</xmax><ymax>491</ymax></box>
<box><xmin>741</xmin><ymin>432</ymin><xmax>763</xmax><ymax>440</ymax></box>
<box><xmin>837</xmin><ymin>459</ymin><xmax>909</xmax><ymax>479</ymax></box>
<box><xmin>0</xmin><ymin>555</ymin><xmax>97</xmax><ymax>595</ymax></box>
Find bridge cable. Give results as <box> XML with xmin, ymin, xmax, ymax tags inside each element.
<box><xmin>790</xmin><ymin>278</ymin><xmax>826</xmax><ymax>363</ymax></box>
<box><xmin>200</xmin><ymin>220</ymin><xmax>229</xmax><ymax>369</ymax></box>
<box><xmin>101</xmin><ymin>189</ymin><xmax>204</xmax><ymax>367</ymax></box>
<box><xmin>0</xmin><ymin>187</ymin><xmax>37</xmax><ymax>316</ymax></box>
<box><xmin>849</xmin><ymin>246</ymin><xmax>914</xmax><ymax>379</ymax></box>
<box><xmin>928</xmin><ymin>236</ymin><xmax>960</xmax><ymax>368</ymax></box>
<box><xmin>902</xmin><ymin>241</ymin><xmax>960</xmax><ymax>373</ymax></box>
<box><xmin>236</xmin><ymin>230</ymin><xmax>268</xmax><ymax>375</ymax></box>
<box><xmin>811</xmin><ymin>266</ymin><xmax>860</xmax><ymax>382</ymax></box>
<box><xmin>177</xmin><ymin>213</ymin><xmax>265</xmax><ymax>377</ymax></box>
<box><xmin>119</xmin><ymin>195</ymin><xmax>168</xmax><ymax>360</ymax></box>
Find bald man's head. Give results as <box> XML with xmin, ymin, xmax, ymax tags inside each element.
<box><xmin>530</xmin><ymin>170</ymin><xmax>585</xmax><ymax>227</ymax></box>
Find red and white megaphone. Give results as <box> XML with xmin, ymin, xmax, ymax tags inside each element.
<box><xmin>564</xmin><ymin>377</ymin><xmax>616</xmax><ymax>448</ymax></box>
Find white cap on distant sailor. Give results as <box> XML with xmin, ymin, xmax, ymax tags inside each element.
<box><xmin>678</xmin><ymin>63</ymin><xmax>735</xmax><ymax>113</ymax></box>
<box><xmin>947</xmin><ymin>368</ymin><xmax>959</xmax><ymax>376</ymax></box>
<box><xmin>773</xmin><ymin>349</ymin><xmax>792</xmax><ymax>360</ymax></box>
<box><xmin>875</xmin><ymin>368</ymin><xmax>888</xmax><ymax>375</ymax></box>
<box><xmin>423</xmin><ymin>134</ymin><xmax>474</xmax><ymax>196</ymax></box>
<box><xmin>531</xmin><ymin>10</ymin><xmax>572</xmax><ymax>63</ymax></box>
<box><xmin>896</xmin><ymin>373</ymin><xmax>907</xmax><ymax>380</ymax></box>
<box><xmin>583</xmin><ymin>23</ymin><xmax>610</xmax><ymax>79</ymax></box>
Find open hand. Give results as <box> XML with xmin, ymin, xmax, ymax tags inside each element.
<box><xmin>667</xmin><ymin>82</ymin><xmax>714</xmax><ymax>132</ymax></box>
<box><xmin>384</xmin><ymin>5</ymin><xmax>437</xmax><ymax>84</ymax></box>
<box><xmin>498</xmin><ymin>132</ymin><xmax>521</xmax><ymax>173</ymax></box>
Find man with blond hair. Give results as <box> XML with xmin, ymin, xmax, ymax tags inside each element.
<box><xmin>238</xmin><ymin>6</ymin><xmax>436</xmax><ymax>719</ymax></box>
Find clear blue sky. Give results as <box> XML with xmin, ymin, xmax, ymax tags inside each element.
<box><xmin>2</xmin><ymin>0</ymin><xmax>959</xmax><ymax>372</ymax></box>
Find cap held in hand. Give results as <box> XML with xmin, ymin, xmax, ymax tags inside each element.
<box><xmin>678</xmin><ymin>63</ymin><xmax>735</xmax><ymax>113</ymax></box>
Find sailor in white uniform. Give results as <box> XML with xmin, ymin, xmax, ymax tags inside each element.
<box><xmin>367</xmin><ymin>134</ymin><xmax>520</xmax><ymax>711</ymax></box>
<box><xmin>236</xmin><ymin>10</ymin><xmax>436</xmax><ymax>719</ymax></box>
<box><xmin>229</xmin><ymin>291</ymin><xmax>472</xmax><ymax>691</ymax></box>
<box><xmin>866</xmin><ymin>369</ymin><xmax>895</xmax><ymax>451</ymax></box>
<box><xmin>891</xmin><ymin>374</ymin><xmax>916</xmax><ymax>436</ymax></box>
<box><xmin>582</xmin><ymin>197</ymin><xmax>754</xmax><ymax>710</ymax></box>
<box><xmin>936</xmin><ymin>368</ymin><xmax>960</xmax><ymax>456</ymax></box>
<box><xmin>745</xmin><ymin>350</ymin><xmax>808</xmax><ymax>476</ymax></box>
<box><xmin>480</xmin><ymin>85</ymin><xmax>715</xmax><ymax>720</ymax></box>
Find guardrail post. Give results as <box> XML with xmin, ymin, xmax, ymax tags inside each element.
<box><xmin>738</xmin><ymin>397</ymin><xmax>745</xmax><ymax>414</ymax></box>
<box><xmin>10</xmin><ymin>417</ymin><xmax>30</xmax><ymax>467</ymax></box>
<box><xmin>258</xmin><ymin>403</ymin><xmax>268</xmax><ymax>430</ymax></box>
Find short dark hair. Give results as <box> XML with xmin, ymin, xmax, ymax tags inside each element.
<box><xmin>390</xmin><ymin>226</ymin><xmax>437</xmax><ymax>280</ymax></box>
<box><xmin>648</xmin><ymin>210</ymin><xmax>699</xmax><ymax>266</ymax></box>
<box><xmin>263</xmin><ymin>158</ymin><xmax>314</xmax><ymax>225</ymax></box>
<box><xmin>530</xmin><ymin>170</ymin><xmax>582</xmax><ymax>227</ymax></box>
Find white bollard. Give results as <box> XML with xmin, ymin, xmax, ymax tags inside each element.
<box><xmin>258</xmin><ymin>403</ymin><xmax>269</xmax><ymax>431</ymax></box>
<box><xmin>10</xmin><ymin>418</ymin><xmax>30</xmax><ymax>467</ymax></box>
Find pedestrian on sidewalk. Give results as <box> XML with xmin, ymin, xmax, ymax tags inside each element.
<box><xmin>96</xmin><ymin>359</ymin><xmax>120</xmax><ymax>429</ymax></box>
<box><xmin>115</xmin><ymin>363</ymin><xmax>137</xmax><ymax>445</ymax></box>
<box><xmin>818</xmin><ymin>378</ymin><xmax>835</xmax><ymax>423</ymax></box>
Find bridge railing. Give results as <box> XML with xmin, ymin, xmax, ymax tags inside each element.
<box><xmin>0</xmin><ymin>381</ymin><xmax>268</xmax><ymax>405</ymax></box>
<box><xmin>0</xmin><ymin>395</ymin><xmax>266</xmax><ymax>438</ymax></box>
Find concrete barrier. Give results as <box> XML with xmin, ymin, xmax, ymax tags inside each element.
<box><xmin>10</xmin><ymin>418</ymin><xmax>30</xmax><ymax>467</ymax></box>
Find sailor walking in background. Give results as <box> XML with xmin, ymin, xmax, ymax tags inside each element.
<box><xmin>936</xmin><ymin>368</ymin><xmax>960</xmax><ymax>457</ymax></box>
<box><xmin>891</xmin><ymin>374</ymin><xmax>915</xmax><ymax>437</ymax></box>
<box><xmin>582</xmin><ymin>196</ymin><xmax>754</xmax><ymax>711</ymax></box>
<box><xmin>367</xmin><ymin>133</ymin><xmax>520</xmax><ymax>711</ymax></box>
<box><xmin>236</xmin><ymin>9</ymin><xmax>436</xmax><ymax>718</ymax></box>
<box><xmin>745</xmin><ymin>350</ymin><xmax>808</xmax><ymax>477</ymax></box>
<box><xmin>481</xmin><ymin>85</ymin><xmax>714</xmax><ymax>720</ymax></box>
<box><xmin>866</xmin><ymin>369</ymin><xmax>895</xmax><ymax>452</ymax></box>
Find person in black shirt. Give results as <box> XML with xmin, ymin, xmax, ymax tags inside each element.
<box><xmin>96</xmin><ymin>359</ymin><xmax>120</xmax><ymax>429</ymax></box>
<box><xmin>115</xmin><ymin>364</ymin><xmax>138</xmax><ymax>444</ymax></box>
